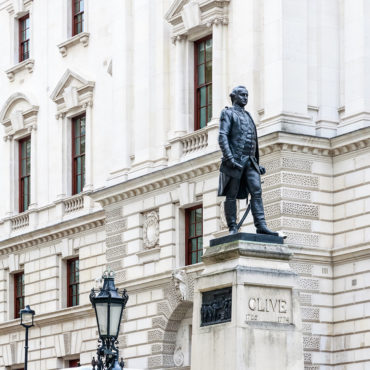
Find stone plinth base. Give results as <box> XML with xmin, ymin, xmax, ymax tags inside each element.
<box><xmin>191</xmin><ymin>235</ymin><xmax>304</xmax><ymax>370</ymax></box>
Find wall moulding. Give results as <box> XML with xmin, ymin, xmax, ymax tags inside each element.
<box><xmin>57</xmin><ymin>32</ymin><xmax>90</xmax><ymax>57</ymax></box>
<box><xmin>0</xmin><ymin>211</ymin><xmax>105</xmax><ymax>256</ymax></box>
<box><xmin>259</xmin><ymin>129</ymin><xmax>370</xmax><ymax>158</ymax></box>
<box><xmin>90</xmin><ymin>152</ymin><xmax>221</xmax><ymax>208</ymax></box>
<box><xmin>165</xmin><ymin>0</ymin><xmax>230</xmax><ymax>39</ymax></box>
<box><xmin>50</xmin><ymin>69</ymin><xmax>95</xmax><ymax>113</ymax></box>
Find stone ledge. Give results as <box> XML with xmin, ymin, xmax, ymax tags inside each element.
<box><xmin>210</xmin><ymin>232</ymin><xmax>285</xmax><ymax>246</ymax></box>
<box><xmin>57</xmin><ymin>32</ymin><xmax>90</xmax><ymax>57</ymax></box>
<box><xmin>5</xmin><ymin>58</ymin><xmax>35</xmax><ymax>81</ymax></box>
<box><xmin>203</xmin><ymin>235</ymin><xmax>292</xmax><ymax>265</ymax></box>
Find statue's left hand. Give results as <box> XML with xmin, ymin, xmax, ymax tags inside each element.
<box><xmin>259</xmin><ymin>165</ymin><xmax>266</xmax><ymax>175</ymax></box>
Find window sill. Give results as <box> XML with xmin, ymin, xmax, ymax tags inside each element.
<box><xmin>57</xmin><ymin>32</ymin><xmax>90</xmax><ymax>57</ymax></box>
<box><xmin>5</xmin><ymin>58</ymin><xmax>34</xmax><ymax>82</ymax></box>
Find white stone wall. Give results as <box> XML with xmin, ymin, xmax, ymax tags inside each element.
<box><xmin>0</xmin><ymin>0</ymin><xmax>370</xmax><ymax>369</ymax></box>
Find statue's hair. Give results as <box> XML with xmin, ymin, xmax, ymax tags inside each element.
<box><xmin>229</xmin><ymin>85</ymin><xmax>248</xmax><ymax>103</ymax></box>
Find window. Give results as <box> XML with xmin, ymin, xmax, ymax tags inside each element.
<box><xmin>14</xmin><ymin>272</ymin><xmax>25</xmax><ymax>319</ymax></box>
<box><xmin>19</xmin><ymin>14</ymin><xmax>30</xmax><ymax>62</ymax></box>
<box><xmin>72</xmin><ymin>0</ymin><xmax>84</xmax><ymax>36</ymax></box>
<box><xmin>69</xmin><ymin>359</ymin><xmax>80</xmax><ymax>367</ymax></box>
<box><xmin>67</xmin><ymin>258</ymin><xmax>79</xmax><ymax>307</ymax></box>
<box><xmin>19</xmin><ymin>136</ymin><xmax>31</xmax><ymax>212</ymax></box>
<box><xmin>194</xmin><ymin>35</ymin><xmax>212</xmax><ymax>130</ymax></box>
<box><xmin>72</xmin><ymin>114</ymin><xmax>86</xmax><ymax>195</ymax></box>
<box><xmin>185</xmin><ymin>206</ymin><xmax>203</xmax><ymax>265</ymax></box>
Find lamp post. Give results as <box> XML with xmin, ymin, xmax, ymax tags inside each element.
<box><xmin>20</xmin><ymin>305</ymin><xmax>35</xmax><ymax>370</ymax></box>
<box><xmin>90</xmin><ymin>271</ymin><xmax>129</xmax><ymax>370</ymax></box>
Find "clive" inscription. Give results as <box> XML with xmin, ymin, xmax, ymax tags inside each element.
<box><xmin>248</xmin><ymin>297</ymin><xmax>287</xmax><ymax>313</ymax></box>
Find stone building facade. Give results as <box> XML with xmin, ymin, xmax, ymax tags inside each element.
<box><xmin>0</xmin><ymin>0</ymin><xmax>369</xmax><ymax>369</ymax></box>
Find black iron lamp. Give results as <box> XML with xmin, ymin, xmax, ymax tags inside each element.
<box><xmin>90</xmin><ymin>270</ymin><xmax>129</xmax><ymax>370</ymax></box>
<box><xmin>20</xmin><ymin>305</ymin><xmax>35</xmax><ymax>370</ymax></box>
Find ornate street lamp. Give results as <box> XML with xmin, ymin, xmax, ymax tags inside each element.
<box><xmin>19</xmin><ymin>305</ymin><xmax>35</xmax><ymax>370</ymax></box>
<box><xmin>90</xmin><ymin>270</ymin><xmax>129</xmax><ymax>370</ymax></box>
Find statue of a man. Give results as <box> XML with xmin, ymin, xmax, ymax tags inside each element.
<box><xmin>218</xmin><ymin>86</ymin><xmax>277</xmax><ymax>236</ymax></box>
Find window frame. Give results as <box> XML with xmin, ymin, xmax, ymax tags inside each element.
<box><xmin>14</xmin><ymin>272</ymin><xmax>25</xmax><ymax>319</ymax></box>
<box><xmin>67</xmin><ymin>257</ymin><xmax>79</xmax><ymax>307</ymax></box>
<box><xmin>18</xmin><ymin>13</ymin><xmax>30</xmax><ymax>62</ymax></box>
<box><xmin>185</xmin><ymin>205</ymin><xmax>203</xmax><ymax>265</ymax></box>
<box><xmin>72</xmin><ymin>0</ymin><xmax>84</xmax><ymax>36</ymax></box>
<box><xmin>72</xmin><ymin>113</ymin><xmax>86</xmax><ymax>195</ymax></box>
<box><xmin>18</xmin><ymin>136</ymin><xmax>31</xmax><ymax>213</ymax></box>
<box><xmin>194</xmin><ymin>34</ymin><xmax>212</xmax><ymax>131</ymax></box>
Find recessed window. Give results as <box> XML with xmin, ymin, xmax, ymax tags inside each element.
<box><xmin>69</xmin><ymin>359</ymin><xmax>80</xmax><ymax>367</ymax></box>
<box><xmin>19</xmin><ymin>14</ymin><xmax>30</xmax><ymax>62</ymax></box>
<box><xmin>72</xmin><ymin>0</ymin><xmax>84</xmax><ymax>36</ymax></box>
<box><xmin>185</xmin><ymin>206</ymin><xmax>203</xmax><ymax>265</ymax></box>
<box><xmin>19</xmin><ymin>136</ymin><xmax>31</xmax><ymax>212</ymax></box>
<box><xmin>67</xmin><ymin>258</ymin><xmax>79</xmax><ymax>307</ymax></box>
<box><xmin>14</xmin><ymin>272</ymin><xmax>25</xmax><ymax>319</ymax></box>
<box><xmin>194</xmin><ymin>35</ymin><xmax>212</xmax><ymax>130</ymax></box>
<box><xmin>72</xmin><ymin>114</ymin><xmax>86</xmax><ymax>195</ymax></box>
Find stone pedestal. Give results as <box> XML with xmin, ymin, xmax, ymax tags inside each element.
<box><xmin>191</xmin><ymin>233</ymin><xmax>304</xmax><ymax>370</ymax></box>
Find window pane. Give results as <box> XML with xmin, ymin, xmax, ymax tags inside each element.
<box><xmin>205</xmin><ymin>61</ymin><xmax>212</xmax><ymax>83</ymax></box>
<box><xmin>206</xmin><ymin>39</ymin><xmax>212</xmax><ymax>60</ymax></box>
<box><xmin>198</xmin><ymin>237</ymin><xmax>203</xmax><ymax>251</ymax></box>
<box><xmin>80</xmin><ymin>135</ymin><xmax>85</xmax><ymax>154</ymax></box>
<box><xmin>196</xmin><ymin>222</ymin><xmax>202</xmax><ymax>236</ymax></box>
<box><xmin>80</xmin><ymin>118</ymin><xmax>86</xmax><ymax>135</ymax></box>
<box><xmin>191</xmin><ymin>238</ymin><xmax>197</xmax><ymax>252</ymax></box>
<box><xmin>198</xmin><ymin>64</ymin><xmax>205</xmax><ymax>85</ymax></box>
<box><xmin>191</xmin><ymin>251</ymin><xmax>197</xmax><ymax>264</ymax></box>
<box><xmin>198</xmin><ymin>249</ymin><xmax>202</xmax><ymax>261</ymax></box>
<box><xmin>74</xmin><ymin>121</ymin><xmax>80</xmax><ymax>136</ymax></box>
<box><xmin>198</xmin><ymin>41</ymin><xmax>204</xmax><ymax>64</ymax></box>
<box><xmin>200</xmin><ymin>86</ymin><xmax>206</xmax><ymax>107</ymax></box>
<box><xmin>22</xmin><ymin>158</ymin><xmax>26</xmax><ymax>176</ymax></box>
<box><xmin>207</xmin><ymin>85</ymin><xmax>212</xmax><ymax>105</ymax></box>
<box><xmin>196</xmin><ymin>208</ymin><xmax>202</xmax><ymax>221</ymax></box>
<box><xmin>190</xmin><ymin>223</ymin><xmax>195</xmax><ymax>237</ymax></box>
<box><xmin>75</xmin><ymin>138</ymin><xmax>80</xmax><ymax>155</ymax></box>
<box><xmin>77</xmin><ymin>157</ymin><xmax>82</xmax><ymax>174</ymax></box>
<box><xmin>200</xmin><ymin>108</ymin><xmax>206</xmax><ymax>128</ymax></box>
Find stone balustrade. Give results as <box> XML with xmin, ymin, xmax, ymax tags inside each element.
<box><xmin>11</xmin><ymin>213</ymin><xmax>29</xmax><ymax>230</ymax></box>
<box><xmin>64</xmin><ymin>194</ymin><xmax>84</xmax><ymax>214</ymax></box>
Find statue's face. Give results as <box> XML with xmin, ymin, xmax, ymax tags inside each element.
<box><xmin>234</xmin><ymin>88</ymin><xmax>248</xmax><ymax>107</ymax></box>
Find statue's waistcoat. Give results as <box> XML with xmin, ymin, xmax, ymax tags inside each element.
<box><xmin>230</xmin><ymin>110</ymin><xmax>257</xmax><ymax>165</ymax></box>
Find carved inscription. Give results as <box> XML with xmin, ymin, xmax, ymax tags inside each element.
<box><xmin>245</xmin><ymin>286</ymin><xmax>292</xmax><ymax>324</ymax></box>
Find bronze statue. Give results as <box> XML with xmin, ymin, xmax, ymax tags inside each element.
<box><xmin>218</xmin><ymin>86</ymin><xmax>278</xmax><ymax>236</ymax></box>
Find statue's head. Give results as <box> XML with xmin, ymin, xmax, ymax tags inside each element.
<box><xmin>230</xmin><ymin>86</ymin><xmax>248</xmax><ymax>107</ymax></box>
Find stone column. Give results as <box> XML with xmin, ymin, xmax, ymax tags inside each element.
<box><xmin>262</xmin><ymin>0</ymin><xmax>311</xmax><ymax>136</ymax></box>
<box><xmin>340</xmin><ymin>0</ymin><xmax>370</xmax><ymax>134</ymax></box>
<box><xmin>174</xmin><ymin>35</ymin><xmax>187</xmax><ymax>136</ymax></box>
<box><xmin>29</xmin><ymin>125</ymin><xmax>37</xmax><ymax>209</ymax></box>
<box><xmin>107</xmin><ymin>0</ymin><xmax>131</xmax><ymax>183</ymax></box>
<box><xmin>83</xmin><ymin>101</ymin><xmax>93</xmax><ymax>191</ymax></box>
<box><xmin>211</xmin><ymin>18</ymin><xmax>226</xmax><ymax>121</ymax></box>
<box><xmin>3</xmin><ymin>135</ymin><xmax>14</xmax><ymax>216</ymax></box>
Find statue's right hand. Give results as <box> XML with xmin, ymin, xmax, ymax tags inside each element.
<box><xmin>225</xmin><ymin>158</ymin><xmax>240</xmax><ymax>169</ymax></box>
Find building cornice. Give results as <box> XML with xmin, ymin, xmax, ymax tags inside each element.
<box><xmin>0</xmin><ymin>210</ymin><xmax>105</xmax><ymax>255</ymax></box>
<box><xmin>91</xmin><ymin>150</ymin><xmax>221</xmax><ymax>207</ymax></box>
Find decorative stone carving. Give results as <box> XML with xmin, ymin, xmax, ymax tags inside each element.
<box><xmin>181</xmin><ymin>1</ymin><xmax>201</xmax><ymax>31</ymax></box>
<box><xmin>173</xmin><ymin>346</ymin><xmax>185</xmax><ymax>367</ymax></box>
<box><xmin>5</xmin><ymin>59</ymin><xmax>35</xmax><ymax>81</ymax></box>
<box><xmin>143</xmin><ymin>210</ymin><xmax>159</xmax><ymax>249</ymax></box>
<box><xmin>201</xmin><ymin>287</ymin><xmax>232</xmax><ymax>326</ymax></box>
<box><xmin>172</xmin><ymin>269</ymin><xmax>187</xmax><ymax>301</ymax></box>
<box><xmin>57</xmin><ymin>32</ymin><xmax>90</xmax><ymax>57</ymax></box>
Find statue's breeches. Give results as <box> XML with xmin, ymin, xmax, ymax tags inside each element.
<box><xmin>225</xmin><ymin>160</ymin><xmax>262</xmax><ymax>201</ymax></box>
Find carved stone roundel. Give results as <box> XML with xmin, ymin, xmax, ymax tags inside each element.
<box><xmin>173</xmin><ymin>346</ymin><xmax>184</xmax><ymax>367</ymax></box>
<box><xmin>143</xmin><ymin>211</ymin><xmax>159</xmax><ymax>249</ymax></box>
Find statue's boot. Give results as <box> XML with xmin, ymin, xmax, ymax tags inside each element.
<box><xmin>224</xmin><ymin>199</ymin><xmax>238</xmax><ymax>234</ymax></box>
<box><xmin>251</xmin><ymin>197</ymin><xmax>279</xmax><ymax>236</ymax></box>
